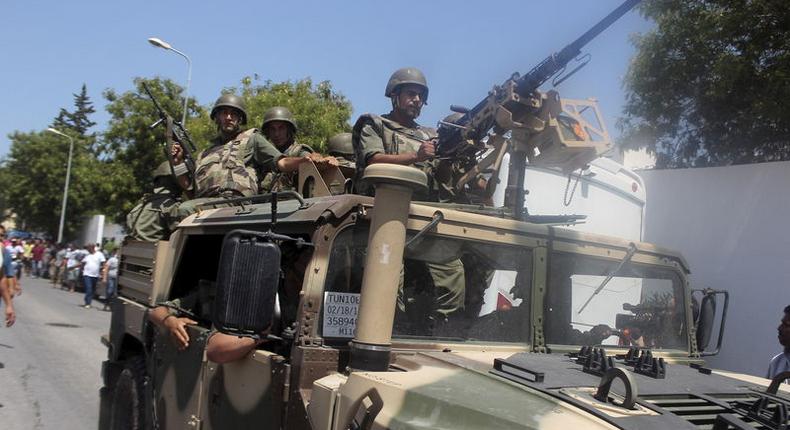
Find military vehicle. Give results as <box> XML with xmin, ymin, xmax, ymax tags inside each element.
<box><xmin>99</xmin><ymin>1</ymin><xmax>790</xmax><ymax>428</ymax></box>
<box><xmin>99</xmin><ymin>158</ymin><xmax>790</xmax><ymax>429</ymax></box>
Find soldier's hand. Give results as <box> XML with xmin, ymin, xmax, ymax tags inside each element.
<box><xmin>316</xmin><ymin>155</ymin><xmax>339</xmax><ymax>168</ymax></box>
<box><xmin>415</xmin><ymin>139</ymin><xmax>436</xmax><ymax>162</ymax></box>
<box><xmin>171</xmin><ymin>143</ymin><xmax>185</xmax><ymax>165</ymax></box>
<box><xmin>165</xmin><ymin>316</ymin><xmax>197</xmax><ymax>350</ymax></box>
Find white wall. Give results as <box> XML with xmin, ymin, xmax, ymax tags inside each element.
<box><xmin>639</xmin><ymin>161</ymin><xmax>790</xmax><ymax>377</ymax></box>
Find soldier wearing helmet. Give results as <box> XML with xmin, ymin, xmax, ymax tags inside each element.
<box><xmin>326</xmin><ymin>132</ymin><xmax>355</xmax><ymax>169</ymax></box>
<box><xmin>353</xmin><ymin>69</ymin><xmax>466</xmax><ymax>323</ymax></box>
<box><xmin>353</xmin><ymin>67</ymin><xmax>437</xmax><ymax>199</ymax></box>
<box><xmin>126</xmin><ymin>162</ymin><xmax>183</xmax><ymax>242</ymax></box>
<box><xmin>258</xmin><ymin>106</ymin><xmax>333</xmax><ymax>192</ymax></box>
<box><xmin>171</xmin><ymin>94</ymin><xmax>333</xmax><ymax>199</ymax></box>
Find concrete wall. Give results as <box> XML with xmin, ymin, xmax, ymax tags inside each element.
<box><xmin>639</xmin><ymin>161</ymin><xmax>790</xmax><ymax>377</ymax></box>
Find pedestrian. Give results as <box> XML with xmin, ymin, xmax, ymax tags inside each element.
<box><xmin>767</xmin><ymin>304</ymin><xmax>790</xmax><ymax>379</ymax></box>
<box><xmin>0</xmin><ymin>226</ymin><xmax>16</xmax><ymax>326</ymax></box>
<box><xmin>22</xmin><ymin>239</ymin><xmax>33</xmax><ymax>277</ymax></box>
<box><xmin>102</xmin><ymin>250</ymin><xmax>119</xmax><ymax>311</ymax></box>
<box><xmin>64</xmin><ymin>244</ymin><xmax>80</xmax><ymax>291</ymax></box>
<box><xmin>53</xmin><ymin>244</ymin><xmax>66</xmax><ymax>287</ymax></box>
<box><xmin>80</xmin><ymin>244</ymin><xmax>105</xmax><ymax>309</ymax></box>
<box><xmin>5</xmin><ymin>238</ymin><xmax>23</xmax><ymax>294</ymax></box>
<box><xmin>31</xmin><ymin>239</ymin><xmax>45</xmax><ymax>278</ymax></box>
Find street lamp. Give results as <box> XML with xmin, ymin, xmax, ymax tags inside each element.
<box><xmin>147</xmin><ymin>37</ymin><xmax>192</xmax><ymax>126</ymax></box>
<box><xmin>46</xmin><ymin>127</ymin><xmax>74</xmax><ymax>244</ymax></box>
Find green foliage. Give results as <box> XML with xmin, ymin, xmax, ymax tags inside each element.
<box><xmin>1</xmin><ymin>131</ymin><xmax>128</xmax><ymax>238</ymax></box>
<box><xmin>619</xmin><ymin>0</ymin><xmax>790</xmax><ymax>168</ymax></box>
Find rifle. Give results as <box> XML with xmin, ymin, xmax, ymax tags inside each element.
<box><xmin>141</xmin><ymin>82</ymin><xmax>198</xmax><ymax>191</ymax></box>
<box><xmin>436</xmin><ymin>0</ymin><xmax>641</xmax><ymax>219</ymax></box>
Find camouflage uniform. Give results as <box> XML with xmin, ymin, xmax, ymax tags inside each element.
<box><xmin>194</xmin><ymin>129</ymin><xmax>284</xmax><ymax>198</ymax></box>
<box><xmin>258</xmin><ymin>142</ymin><xmax>314</xmax><ymax>193</ymax></box>
<box><xmin>352</xmin><ymin>113</ymin><xmax>438</xmax><ymax>200</ymax></box>
<box><xmin>353</xmin><ymin>68</ymin><xmax>464</xmax><ymax>319</ymax></box>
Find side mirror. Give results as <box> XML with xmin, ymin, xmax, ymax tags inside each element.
<box><xmin>213</xmin><ymin>230</ymin><xmax>281</xmax><ymax>338</ymax></box>
<box><xmin>693</xmin><ymin>289</ymin><xmax>729</xmax><ymax>356</ymax></box>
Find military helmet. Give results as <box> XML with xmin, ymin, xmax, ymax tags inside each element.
<box><xmin>261</xmin><ymin>106</ymin><xmax>297</xmax><ymax>132</ymax></box>
<box><xmin>210</xmin><ymin>94</ymin><xmax>248</xmax><ymax>124</ymax></box>
<box><xmin>385</xmin><ymin>67</ymin><xmax>429</xmax><ymax>103</ymax></box>
<box><xmin>327</xmin><ymin>132</ymin><xmax>354</xmax><ymax>157</ymax></box>
<box><xmin>153</xmin><ymin>162</ymin><xmax>172</xmax><ymax>178</ymax></box>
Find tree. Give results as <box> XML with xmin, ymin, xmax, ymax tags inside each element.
<box><xmin>53</xmin><ymin>84</ymin><xmax>97</xmax><ymax>136</ymax></box>
<box><xmin>618</xmin><ymin>0</ymin><xmax>790</xmax><ymax>168</ymax></box>
<box><xmin>0</xmin><ymin>131</ymin><xmax>127</xmax><ymax>238</ymax></box>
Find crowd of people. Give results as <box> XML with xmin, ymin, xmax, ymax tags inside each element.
<box><xmin>0</xmin><ymin>228</ymin><xmax>121</xmax><ymax>327</ymax></box>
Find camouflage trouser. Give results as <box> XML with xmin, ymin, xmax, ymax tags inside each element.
<box><xmin>397</xmin><ymin>258</ymin><xmax>466</xmax><ymax>320</ymax></box>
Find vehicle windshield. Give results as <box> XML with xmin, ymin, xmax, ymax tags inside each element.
<box><xmin>321</xmin><ymin>225</ymin><xmax>533</xmax><ymax>344</ymax></box>
<box><xmin>545</xmin><ymin>251</ymin><xmax>687</xmax><ymax>350</ymax></box>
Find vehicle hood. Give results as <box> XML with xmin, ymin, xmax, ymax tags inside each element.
<box><xmin>338</xmin><ymin>350</ymin><xmax>782</xmax><ymax>430</ymax></box>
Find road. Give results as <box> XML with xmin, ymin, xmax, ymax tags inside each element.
<box><xmin>0</xmin><ymin>276</ymin><xmax>111</xmax><ymax>430</ymax></box>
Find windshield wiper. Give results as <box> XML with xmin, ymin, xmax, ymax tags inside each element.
<box><xmin>577</xmin><ymin>242</ymin><xmax>638</xmax><ymax>314</ymax></box>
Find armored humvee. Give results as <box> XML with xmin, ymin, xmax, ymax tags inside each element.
<box><xmin>99</xmin><ymin>155</ymin><xmax>790</xmax><ymax>429</ymax></box>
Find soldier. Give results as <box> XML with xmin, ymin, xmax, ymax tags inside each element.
<box><xmin>327</xmin><ymin>132</ymin><xmax>356</xmax><ymax>169</ymax></box>
<box><xmin>171</xmin><ymin>94</ymin><xmax>332</xmax><ymax>199</ymax></box>
<box><xmin>353</xmin><ymin>67</ymin><xmax>437</xmax><ymax>199</ymax></box>
<box><xmin>353</xmin><ymin>68</ymin><xmax>465</xmax><ymax>323</ymax></box>
<box><xmin>126</xmin><ymin>162</ymin><xmax>183</xmax><ymax>242</ymax></box>
<box><xmin>258</xmin><ymin>106</ymin><xmax>328</xmax><ymax>192</ymax></box>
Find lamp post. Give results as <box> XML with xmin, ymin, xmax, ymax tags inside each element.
<box><xmin>46</xmin><ymin>128</ymin><xmax>74</xmax><ymax>244</ymax></box>
<box><xmin>148</xmin><ymin>37</ymin><xmax>192</xmax><ymax>126</ymax></box>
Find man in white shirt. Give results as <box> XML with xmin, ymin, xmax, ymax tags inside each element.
<box><xmin>81</xmin><ymin>244</ymin><xmax>106</xmax><ymax>309</ymax></box>
<box><xmin>767</xmin><ymin>304</ymin><xmax>790</xmax><ymax>380</ymax></box>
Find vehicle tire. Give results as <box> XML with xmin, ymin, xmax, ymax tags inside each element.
<box><xmin>109</xmin><ymin>356</ymin><xmax>147</xmax><ymax>430</ymax></box>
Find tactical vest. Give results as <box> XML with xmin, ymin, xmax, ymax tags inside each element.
<box><xmin>259</xmin><ymin>142</ymin><xmax>313</xmax><ymax>193</ymax></box>
<box><xmin>353</xmin><ymin>113</ymin><xmax>437</xmax><ymax>198</ymax></box>
<box><xmin>194</xmin><ymin>129</ymin><xmax>259</xmax><ymax>198</ymax></box>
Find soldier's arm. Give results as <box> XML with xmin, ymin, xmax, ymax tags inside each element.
<box><xmin>206</xmin><ymin>331</ymin><xmax>269</xmax><ymax>363</ymax></box>
<box><xmin>358</xmin><ymin>123</ymin><xmax>435</xmax><ymax>167</ymax></box>
<box><xmin>149</xmin><ymin>301</ymin><xmax>197</xmax><ymax>350</ymax></box>
<box><xmin>251</xmin><ymin>133</ymin><xmax>329</xmax><ymax>173</ymax></box>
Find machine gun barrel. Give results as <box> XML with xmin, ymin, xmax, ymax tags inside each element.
<box><xmin>442</xmin><ymin>0</ymin><xmax>641</xmax><ymax>146</ymax></box>
<box><xmin>515</xmin><ymin>0</ymin><xmax>641</xmax><ymax>95</ymax></box>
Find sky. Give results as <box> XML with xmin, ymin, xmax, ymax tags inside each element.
<box><xmin>0</xmin><ymin>0</ymin><xmax>653</xmax><ymax>157</ymax></box>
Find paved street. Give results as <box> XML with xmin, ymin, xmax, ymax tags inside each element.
<box><xmin>0</xmin><ymin>276</ymin><xmax>111</xmax><ymax>429</ymax></box>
